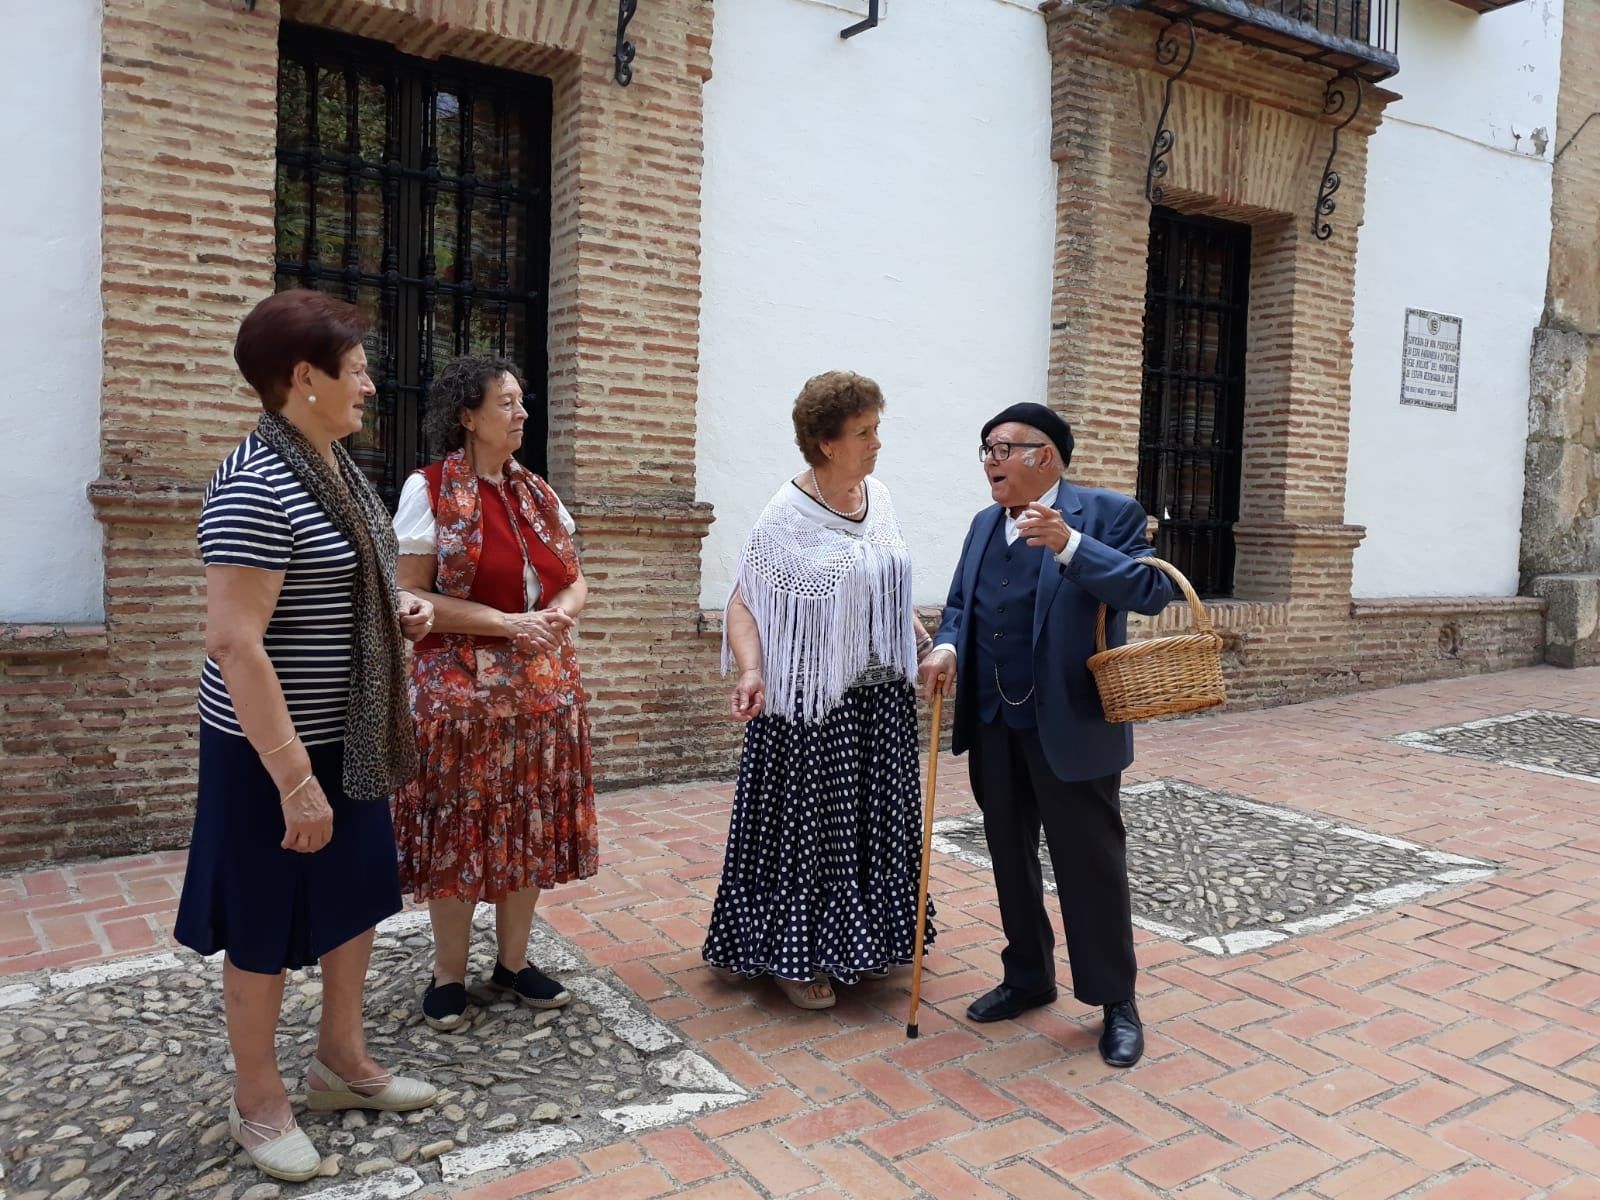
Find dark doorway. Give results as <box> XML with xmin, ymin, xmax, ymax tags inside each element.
<box><xmin>1137</xmin><ymin>208</ymin><xmax>1251</xmax><ymax>598</ymax></box>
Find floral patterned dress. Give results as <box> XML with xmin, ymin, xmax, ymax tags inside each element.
<box><xmin>390</xmin><ymin>450</ymin><xmax>598</xmax><ymax>900</ymax></box>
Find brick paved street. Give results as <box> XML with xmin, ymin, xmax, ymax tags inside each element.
<box><xmin>4</xmin><ymin>666</ymin><xmax>1599</xmax><ymax>1199</ymax></box>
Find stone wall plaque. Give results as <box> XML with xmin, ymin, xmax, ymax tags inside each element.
<box><xmin>1400</xmin><ymin>307</ymin><xmax>1463</xmax><ymax>410</ymax></box>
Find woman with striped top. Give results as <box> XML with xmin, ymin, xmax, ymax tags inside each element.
<box><xmin>174</xmin><ymin>290</ymin><xmax>439</xmax><ymax>1182</ymax></box>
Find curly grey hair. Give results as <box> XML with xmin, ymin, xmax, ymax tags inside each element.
<box><xmin>422</xmin><ymin>354</ymin><xmax>524</xmax><ymax>454</ymax></box>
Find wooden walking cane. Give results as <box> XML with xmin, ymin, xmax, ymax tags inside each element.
<box><xmin>906</xmin><ymin>690</ymin><xmax>943</xmax><ymax>1039</ymax></box>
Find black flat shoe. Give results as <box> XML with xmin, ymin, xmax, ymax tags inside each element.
<box><xmin>422</xmin><ymin>977</ymin><xmax>468</xmax><ymax>1031</ymax></box>
<box><xmin>1100</xmin><ymin>999</ymin><xmax>1144</xmax><ymax>1068</ymax></box>
<box><xmin>966</xmin><ymin>982</ymin><xmax>1058</xmax><ymax>1023</ymax></box>
<box><xmin>489</xmin><ymin>960</ymin><xmax>571</xmax><ymax>1010</ymax></box>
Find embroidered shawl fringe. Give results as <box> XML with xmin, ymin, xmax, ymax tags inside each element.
<box><xmin>723</xmin><ymin>478</ymin><xmax>917</xmax><ymax>724</ymax></box>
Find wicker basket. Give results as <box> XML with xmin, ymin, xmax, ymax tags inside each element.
<box><xmin>1087</xmin><ymin>557</ymin><xmax>1226</xmax><ymax>723</ymax></box>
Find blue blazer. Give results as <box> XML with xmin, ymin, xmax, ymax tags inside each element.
<box><xmin>934</xmin><ymin>482</ymin><xmax>1176</xmax><ymax>783</ymax></box>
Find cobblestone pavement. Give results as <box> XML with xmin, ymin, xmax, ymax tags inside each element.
<box><xmin>1</xmin><ymin>913</ymin><xmax>744</xmax><ymax>1200</ymax></box>
<box><xmin>1394</xmin><ymin>710</ymin><xmax>1600</xmax><ymax>783</ymax></box>
<box><xmin>935</xmin><ymin>781</ymin><xmax>1497</xmax><ymax>956</ymax></box>
<box><xmin>3</xmin><ymin>665</ymin><xmax>1600</xmax><ymax>1200</ymax></box>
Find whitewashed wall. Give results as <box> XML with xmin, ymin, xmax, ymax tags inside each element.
<box><xmin>1348</xmin><ymin>0</ymin><xmax>1562</xmax><ymax>598</ymax></box>
<box><xmin>0</xmin><ymin>0</ymin><xmax>104</xmax><ymax>621</ymax></box>
<box><xmin>696</xmin><ymin>0</ymin><xmax>1055</xmax><ymax>607</ymax></box>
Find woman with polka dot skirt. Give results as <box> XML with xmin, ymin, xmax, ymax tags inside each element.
<box><xmin>703</xmin><ymin>371</ymin><xmax>935</xmax><ymax>1009</ymax></box>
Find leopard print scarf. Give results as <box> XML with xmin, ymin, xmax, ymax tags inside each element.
<box><xmin>256</xmin><ymin>411</ymin><xmax>417</xmax><ymax>801</ymax></box>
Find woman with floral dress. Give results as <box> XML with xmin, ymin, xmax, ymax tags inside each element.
<box><xmin>392</xmin><ymin>354</ymin><xmax>598</xmax><ymax>1030</ymax></box>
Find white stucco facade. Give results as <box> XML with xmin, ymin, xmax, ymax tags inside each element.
<box><xmin>0</xmin><ymin>0</ymin><xmax>105</xmax><ymax>622</ymax></box>
<box><xmin>695</xmin><ymin>0</ymin><xmax>1057</xmax><ymax>608</ymax></box>
<box><xmin>1347</xmin><ymin>0</ymin><xmax>1562</xmax><ymax>598</ymax></box>
<box><xmin>0</xmin><ymin>0</ymin><xmax>1567</xmax><ymax>620</ymax></box>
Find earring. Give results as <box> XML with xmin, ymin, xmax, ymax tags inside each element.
<box><xmin>307</xmin><ymin>394</ymin><xmax>318</xmax><ymax>405</ymax></box>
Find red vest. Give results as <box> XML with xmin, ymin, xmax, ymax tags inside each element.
<box><xmin>411</xmin><ymin>460</ymin><xmax>570</xmax><ymax>653</ymax></box>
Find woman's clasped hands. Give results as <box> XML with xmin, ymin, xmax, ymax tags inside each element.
<box><xmin>501</xmin><ymin>606</ymin><xmax>575</xmax><ymax>653</ymax></box>
<box><xmin>396</xmin><ymin>590</ymin><xmax>436</xmax><ymax>643</ymax></box>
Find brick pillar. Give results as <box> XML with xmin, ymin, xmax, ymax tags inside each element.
<box><xmin>1043</xmin><ymin>6</ymin><xmax>1149</xmax><ymax>492</ymax></box>
<box><xmin>1233</xmin><ymin>213</ymin><xmax>1371</xmax><ymax>606</ymax></box>
<box><xmin>531</xmin><ymin>3</ymin><xmax>738</xmax><ymax>784</ymax></box>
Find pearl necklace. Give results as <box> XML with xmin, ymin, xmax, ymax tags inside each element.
<box><xmin>808</xmin><ymin>467</ymin><xmax>867</xmax><ymax>520</ymax></box>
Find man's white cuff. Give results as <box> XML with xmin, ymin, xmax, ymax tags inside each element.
<box><xmin>1055</xmin><ymin>527</ymin><xmax>1082</xmax><ymax>568</ymax></box>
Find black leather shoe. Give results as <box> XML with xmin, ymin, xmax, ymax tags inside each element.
<box><xmin>1099</xmin><ymin>1000</ymin><xmax>1144</xmax><ymax>1068</ymax></box>
<box><xmin>966</xmin><ymin>982</ymin><xmax>1058</xmax><ymax>1023</ymax></box>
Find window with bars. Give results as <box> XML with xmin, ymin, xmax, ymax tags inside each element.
<box><xmin>274</xmin><ymin>23</ymin><xmax>553</xmax><ymax>504</ymax></box>
<box><xmin>1136</xmin><ymin>208</ymin><xmax>1251</xmax><ymax>598</ymax></box>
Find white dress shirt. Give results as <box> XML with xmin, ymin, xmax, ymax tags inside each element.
<box><xmin>1006</xmin><ymin>481</ymin><xmax>1081</xmax><ymax>562</ymax></box>
<box><xmin>930</xmin><ymin>481</ymin><xmax>1079</xmax><ymax>657</ymax></box>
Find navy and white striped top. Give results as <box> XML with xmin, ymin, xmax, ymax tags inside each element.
<box><xmin>197</xmin><ymin>433</ymin><xmax>356</xmax><ymax>745</ymax></box>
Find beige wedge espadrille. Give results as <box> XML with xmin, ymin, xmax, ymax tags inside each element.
<box><xmin>228</xmin><ymin>1100</ymin><xmax>322</xmax><ymax>1183</ymax></box>
<box><xmin>302</xmin><ymin>1057</ymin><xmax>438</xmax><ymax>1113</ymax></box>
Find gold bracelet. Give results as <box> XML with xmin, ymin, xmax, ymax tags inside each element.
<box><xmin>281</xmin><ymin>773</ymin><xmax>315</xmax><ymax>803</ymax></box>
<box><xmin>260</xmin><ymin>733</ymin><xmax>299</xmax><ymax>758</ymax></box>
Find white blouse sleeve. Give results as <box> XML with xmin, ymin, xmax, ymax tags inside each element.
<box><xmin>392</xmin><ymin>471</ymin><xmax>437</xmax><ymax>555</ymax></box>
<box><xmin>555</xmin><ymin>494</ymin><xmax>576</xmax><ymax>535</ymax></box>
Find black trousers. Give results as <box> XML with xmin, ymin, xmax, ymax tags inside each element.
<box><xmin>968</xmin><ymin>718</ymin><xmax>1136</xmax><ymax>1006</ymax></box>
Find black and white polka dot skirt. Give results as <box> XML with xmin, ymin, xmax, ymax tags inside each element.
<box><xmin>702</xmin><ymin>679</ymin><xmax>935</xmax><ymax>985</ymax></box>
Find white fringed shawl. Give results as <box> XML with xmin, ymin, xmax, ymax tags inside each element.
<box><xmin>724</xmin><ymin>477</ymin><xmax>917</xmax><ymax>724</ymax></box>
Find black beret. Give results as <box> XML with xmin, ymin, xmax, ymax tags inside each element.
<box><xmin>981</xmin><ymin>402</ymin><xmax>1073</xmax><ymax>469</ymax></box>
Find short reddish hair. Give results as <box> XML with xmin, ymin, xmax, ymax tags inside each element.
<box><xmin>792</xmin><ymin>371</ymin><xmax>885</xmax><ymax>467</ymax></box>
<box><xmin>234</xmin><ymin>289</ymin><xmax>369</xmax><ymax>411</ymax></box>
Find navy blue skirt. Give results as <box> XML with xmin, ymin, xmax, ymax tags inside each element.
<box><xmin>175</xmin><ymin>725</ymin><xmax>402</xmax><ymax>975</ymax></box>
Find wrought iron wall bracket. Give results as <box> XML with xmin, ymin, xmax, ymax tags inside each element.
<box><xmin>614</xmin><ymin>0</ymin><xmax>639</xmax><ymax>85</ymax></box>
<box><xmin>841</xmin><ymin>0</ymin><xmax>882</xmax><ymax>39</ymax></box>
<box><xmin>1146</xmin><ymin>17</ymin><xmax>1196</xmax><ymax>207</ymax></box>
<box><xmin>1313</xmin><ymin>72</ymin><xmax>1363</xmax><ymax>241</ymax></box>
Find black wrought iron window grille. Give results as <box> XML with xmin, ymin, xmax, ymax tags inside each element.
<box><xmin>274</xmin><ymin>23</ymin><xmax>553</xmax><ymax>504</ymax></box>
<box><xmin>1136</xmin><ymin>208</ymin><xmax>1251</xmax><ymax>598</ymax></box>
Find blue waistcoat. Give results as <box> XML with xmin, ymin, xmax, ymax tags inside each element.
<box><xmin>934</xmin><ymin>482</ymin><xmax>1180</xmax><ymax>784</ymax></box>
<box><xmin>971</xmin><ymin>520</ymin><xmax>1048</xmax><ymax>729</ymax></box>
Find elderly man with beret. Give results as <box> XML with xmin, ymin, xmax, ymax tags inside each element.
<box><xmin>917</xmin><ymin>403</ymin><xmax>1175</xmax><ymax>1068</ymax></box>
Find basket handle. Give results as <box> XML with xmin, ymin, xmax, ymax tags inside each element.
<box><xmin>1094</xmin><ymin>556</ymin><xmax>1212</xmax><ymax>654</ymax></box>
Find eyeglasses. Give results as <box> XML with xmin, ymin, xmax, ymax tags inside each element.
<box><xmin>979</xmin><ymin>440</ymin><xmax>1047</xmax><ymax>462</ymax></box>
